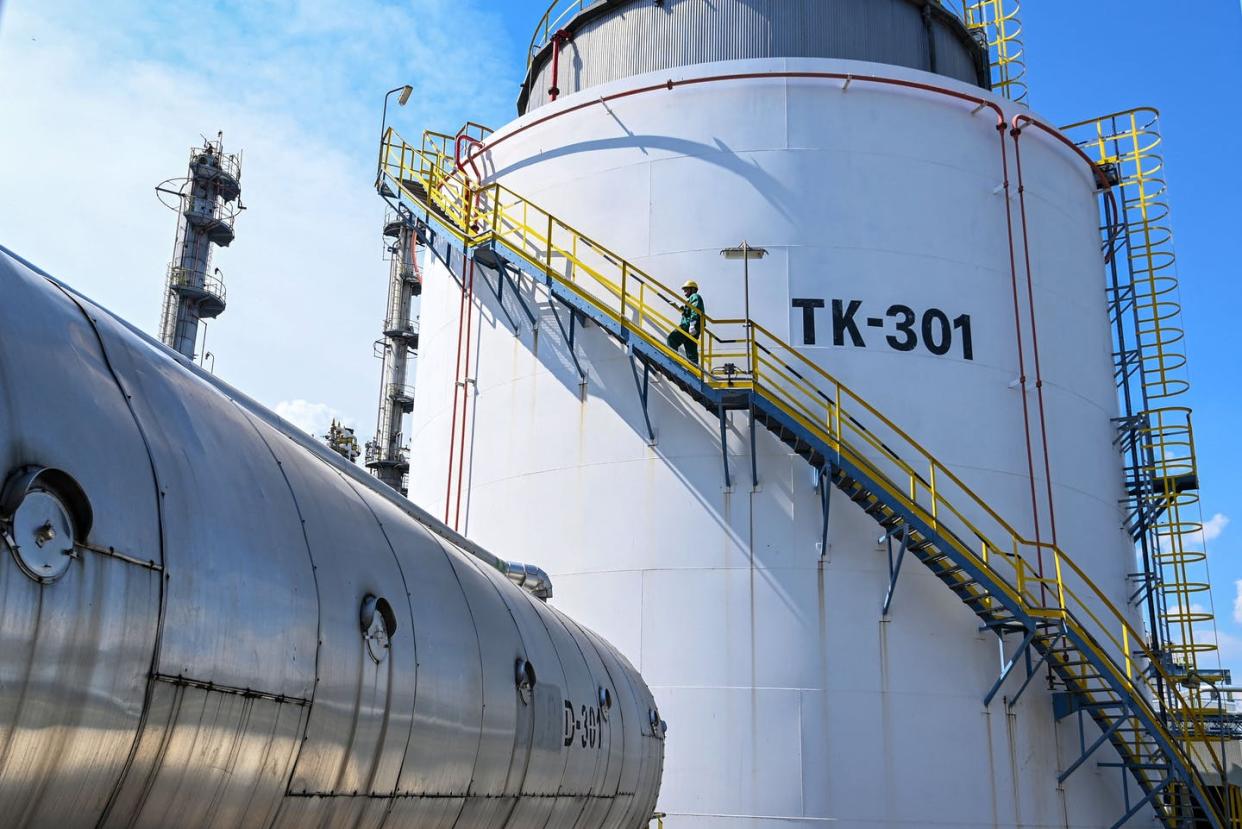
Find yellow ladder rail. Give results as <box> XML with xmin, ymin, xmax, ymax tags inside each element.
<box><xmin>381</xmin><ymin>125</ymin><xmax>1229</xmax><ymax>825</ymax></box>
<box><xmin>961</xmin><ymin>0</ymin><xmax>1028</xmax><ymax>104</ymax></box>
<box><xmin>1063</xmin><ymin>108</ymin><xmax>1222</xmax><ymax>746</ymax></box>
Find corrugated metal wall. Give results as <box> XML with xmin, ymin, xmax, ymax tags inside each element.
<box><xmin>520</xmin><ymin>0</ymin><xmax>987</xmax><ymax>113</ymax></box>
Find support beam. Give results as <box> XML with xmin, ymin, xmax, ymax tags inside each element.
<box><xmin>500</xmin><ymin>262</ymin><xmax>537</xmax><ymax>329</ymax></box>
<box><xmin>1058</xmin><ymin>710</ymin><xmax>1126</xmax><ymax>783</ymax></box>
<box><xmin>1108</xmin><ymin>775</ymin><xmax>1172</xmax><ymax>829</ymax></box>
<box><xmin>881</xmin><ymin>529</ymin><xmax>910</xmax><ymax>616</ymax></box>
<box><xmin>1005</xmin><ymin>645</ymin><xmax>1050</xmax><ymax>710</ymax></box>
<box><xmin>718</xmin><ymin>406</ymin><xmax>732</xmax><ymax>490</ymax></box>
<box><xmin>748</xmin><ymin>399</ymin><xmax>759</xmax><ymax>489</ymax></box>
<box><xmin>983</xmin><ymin>629</ymin><xmax>1037</xmax><ymax>708</ymax></box>
<box><xmin>818</xmin><ymin>466</ymin><xmax>832</xmax><ymax>560</ymax></box>
<box><xmin>629</xmin><ymin>353</ymin><xmax>655</xmax><ymax>444</ymax></box>
<box><xmin>548</xmin><ymin>295</ymin><xmax>586</xmax><ymax>381</ymax></box>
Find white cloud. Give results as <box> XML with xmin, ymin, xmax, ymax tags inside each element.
<box><xmin>275</xmin><ymin>399</ymin><xmax>352</xmax><ymax>437</ymax></box>
<box><xmin>1215</xmin><ymin>627</ymin><xmax>1242</xmax><ymax>672</ymax></box>
<box><xmin>1233</xmin><ymin>580</ymin><xmax>1242</xmax><ymax>625</ymax></box>
<box><xmin>0</xmin><ymin>0</ymin><xmax>514</xmax><ymax>450</ymax></box>
<box><xmin>1200</xmin><ymin>513</ymin><xmax>1230</xmax><ymax>545</ymax></box>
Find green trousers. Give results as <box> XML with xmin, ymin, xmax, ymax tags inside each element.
<box><xmin>666</xmin><ymin>327</ymin><xmax>699</xmax><ymax>363</ymax></box>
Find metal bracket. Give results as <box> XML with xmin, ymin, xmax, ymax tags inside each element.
<box><xmin>983</xmin><ymin>629</ymin><xmax>1037</xmax><ymax>708</ymax></box>
<box><xmin>499</xmin><ymin>259</ymin><xmax>537</xmax><ymax>331</ymax></box>
<box><xmin>1058</xmin><ymin>708</ymin><xmax>1127</xmax><ymax>784</ymax></box>
<box><xmin>881</xmin><ymin>529</ymin><xmax>910</xmax><ymax>616</ymax></box>
<box><xmin>1108</xmin><ymin>773</ymin><xmax>1173</xmax><ymax>829</ymax></box>
<box><xmin>817</xmin><ymin>466</ymin><xmax>832</xmax><ymax>560</ymax></box>
<box><xmin>629</xmin><ymin>352</ymin><xmax>656</xmax><ymax>444</ymax></box>
<box><xmin>477</xmin><ymin>255</ymin><xmax>519</xmax><ymax>332</ymax></box>
<box><xmin>748</xmin><ymin>398</ymin><xmax>759</xmax><ymax>489</ymax></box>
<box><xmin>548</xmin><ymin>294</ymin><xmax>587</xmax><ymax>382</ymax></box>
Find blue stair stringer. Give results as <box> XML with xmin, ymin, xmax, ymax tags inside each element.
<box><xmin>381</xmin><ymin>175</ymin><xmax>1224</xmax><ymax>829</ymax></box>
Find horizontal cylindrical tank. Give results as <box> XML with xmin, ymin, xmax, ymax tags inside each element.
<box><xmin>0</xmin><ymin>246</ymin><xmax>664</xmax><ymax>828</ymax></box>
<box><xmin>408</xmin><ymin>56</ymin><xmax>1144</xmax><ymax>826</ymax></box>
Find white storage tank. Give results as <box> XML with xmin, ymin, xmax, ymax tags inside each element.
<box><xmin>406</xmin><ymin>1</ymin><xmax>1148</xmax><ymax>825</ymax></box>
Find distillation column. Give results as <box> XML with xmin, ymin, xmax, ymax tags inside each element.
<box><xmin>366</xmin><ymin>217</ymin><xmax>421</xmax><ymax>495</ymax></box>
<box><xmin>156</xmin><ymin>133</ymin><xmax>242</xmax><ymax>360</ymax></box>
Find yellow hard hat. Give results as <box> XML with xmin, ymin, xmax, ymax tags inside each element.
<box><xmin>682</xmin><ymin>280</ymin><xmax>698</xmax><ymax>291</ymax></box>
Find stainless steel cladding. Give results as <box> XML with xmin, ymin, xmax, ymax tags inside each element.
<box><xmin>519</xmin><ymin>0</ymin><xmax>989</xmax><ymax>112</ymax></box>
<box><xmin>0</xmin><ymin>247</ymin><xmax>665</xmax><ymax>828</ymax></box>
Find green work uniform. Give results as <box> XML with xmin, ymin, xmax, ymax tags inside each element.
<box><xmin>667</xmin><ymin>292</ymin><xmax>704</xmax><ymax>363</ymax></box>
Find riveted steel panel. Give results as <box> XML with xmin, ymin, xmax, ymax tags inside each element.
<box><xmin>0</xmin><ymin>252</ymin><xmax>161</xmax><ymax>827</ymax></box>
<box><xmin>556</xmin><ymin>616</ymin><xmax>622</xmax><ymax>828</ymax></box>
<box><xmin>521</xmin><ymin>591</ymin><xmax>606</xmax><ymax>828</ymax></box>
<box><xmin>376</xmin><ymin>521</ymin><xmax>483</xmax><ymax>801</ymax></box>
<box><xmin>520</xmin><ymin>0</ymin><xmax>986</xmax><ymax>112</ymax></box>
<box><xmin>92</xmin><ymin>326</ymin><xmax>319</xmax><ymax>701</ymax></box>
<box><xmin>382</xmin><ymin>795</ymin><xmax>464</xmax><ymax>828</ymax></box>
<box><xmin>448</xmin><ymin>552</ymin><xmax>570</xmax><ymax>800</ymax></box>
<box><xmin>100</xmin><ymin>681</ymin><xmax>306</xmax><ymax>829</ymax></box>
<box><xmin>263</xmin><ymin>429</ymin><xmax>416</xmax><ymax>803</ymax></box>
<box><xmin>416</xmin><ymin>536</ymin><xmax>525</xmax><ymax>801</ymax></box>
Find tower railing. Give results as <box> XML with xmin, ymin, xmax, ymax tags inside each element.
<box><xmin>380</xmin><ymin>124</ymin><xmax>1233</xmax><ymax>826</ymax></box>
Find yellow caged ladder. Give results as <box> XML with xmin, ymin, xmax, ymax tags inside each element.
<box><xmin>379</xmin><ymin>122</ymin><xmax>1234</xmax><ymax>827</ymax></box>
<box><xmin>1063</xmin><ymin>109</ymin><xmax>1229</xmax><ymax>780</ymax></box>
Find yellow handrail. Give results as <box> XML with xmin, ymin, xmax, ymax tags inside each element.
<box><xmin>380</xmin><ymin>125</ymin><xmax>1228</xmax><ymax>820</ymax></box>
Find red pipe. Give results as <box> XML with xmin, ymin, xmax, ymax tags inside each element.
<box><xmin>548</xmin><ymin>29</ymin><xmax>570</xmax><ymax>101</ymax></box>
<box><xmin>995</xmin><ymin>120</ymin><xmax>1047</xmax><ymax>581</ymax></box>
<box><xmin>452</xmin><ymin>255</ymin><xmax>477</xmax><ymax>531</ymax></box>
<box><xmin>1007</xmin><ymin>115</ymin><xmax>1119</xmax><ymax>549</ymax></box>
<box><xmin>471</xmin><ymin>70</ymin><xmax>1008</xmax><ymax>173</ymax></box>
<box><xmin>444</xmin><ymin>249</ymin><xmax>472</xmax><ymax>524</ymax></box>
<box><xmin>455</xmin><ymin>132</ymin><xmax>485</xmax><ymax>182</ymax></box>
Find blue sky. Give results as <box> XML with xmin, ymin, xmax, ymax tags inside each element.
<box><xmin>2</xmin><ymin>1</ymin><xmax>1240</xmax><ymax>668</ymax></box>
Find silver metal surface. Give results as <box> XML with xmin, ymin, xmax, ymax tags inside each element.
<box><xmin>0</xmin><ymin>245</ymin><xmax>664</xmax><ymax>828</ymax></box>
<box><xmin>519</xmin><ymin>0</ymin><xmax>988</xmax><ymax>113</ymax></box>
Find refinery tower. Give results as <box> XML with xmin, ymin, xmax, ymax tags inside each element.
<box><xmin>378</xmin><ymin>0</ymin><xmax>1233</xmax><ymax>826</ymax></box>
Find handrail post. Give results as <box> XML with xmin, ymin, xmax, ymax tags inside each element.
<box><xmin>832</xmin><ymin>382</ymin><xmax>842</xmax><ymax>450</ymax></box>
<box><xmin>750</xmin><ymin>335</ymin><xmax>759</xmax><ymax>391</ymax></box>
<box><xmin>491</xmin><ymin>185</ymin><xmax>500</xmax><ymax>241</ymax></box>
<box><xmin>546</xmin><ymin>213</ymin><xmax>554</xmax><ymax>279</ymax></box>
<box><xmin>620</xmin><ymin>261</ymin><xmax>629</xmax><ymax>323</ymax></box>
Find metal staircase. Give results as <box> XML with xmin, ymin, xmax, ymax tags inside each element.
<box><xmin>378</xmin><ymin>125</ymin><xmax>1233</xmax><ymax>828</ymax></box>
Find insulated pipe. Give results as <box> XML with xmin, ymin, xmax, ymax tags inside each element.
<box><xmin>444</xmin><ymin>234</ymin><xmax>472</xmax><ymax>525</ymax></box>
<box><xmin>994</xmin><ymin>119</ymin><xmax>1046</xmax><ymax>583</ymax></box>
<box><xmin>1007</xmin><ymin>124</ymin><xmax>1059</xmax><ymax>547</ymax></box>
<box><xmin>455</xmin><ymin>132</ymin><xmax>485</xmax><ymax>181</ymax></box>
<box><xmin>453</xmin><ymin>254</ymin><xmax>477</xmax><ymax>531</ymax></box>
<box><xmin>548</xmin><ymin>29</ymin><xmax>570</xmax><ymax>101</ymax></box>
<box><xmin>1008</xmin><ymin>113</ymin><xmax>1121</xmax><ymax>551</ymax></box>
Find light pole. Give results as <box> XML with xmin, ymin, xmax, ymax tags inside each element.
<box><xmin>720</xmin><ymin>241</ymin><xmax>768</xmax><ymax>374</ymax></box>
<box><xmin>377</xmin><ymin>84</ymin><xmax>413</xmax><ymax>187</ymax></box>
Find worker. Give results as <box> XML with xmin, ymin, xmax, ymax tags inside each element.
<box><xmin>666</xmin><ymin>279</ymin><xmax>705</xmax><ymax>363</ymax></box>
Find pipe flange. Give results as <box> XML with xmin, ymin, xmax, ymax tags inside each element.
<box><xmin>4</xmin><ymin>489</ymin><xmax>77</xmax><ymax>583</ymax></box>
<box><xmin>1</xmin><ymin>466</ymin><xmax>90</xmax><ymax>585</ymax></box>
<box><xmin>360</xmin><ymin>594</ymin><xmax>397</xmax><ymax>663</ymax></box>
